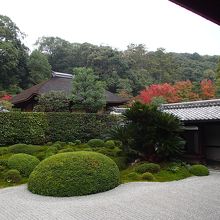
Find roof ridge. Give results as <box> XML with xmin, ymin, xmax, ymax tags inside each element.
<box><xmin>160</xmin><ymin>99</ymin><xmax>220</xmax><ymax>110</ymax></box>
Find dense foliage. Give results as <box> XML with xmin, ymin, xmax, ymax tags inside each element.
<box><xmin>135</xmin><ymin>163</ymin><xmax>161</xmax><ymax>174</ymax></box>
<box><xmin>4</xmin><ymin>169</ymin><xmax>22</xmax><ymax>183</ymax></box>
<box><xmin>1</xmin><ymin>15</ymin><xmax>219</xmax><ymax>98</ymax></box>
<box><xmin>71</xmin><ymin>67</ymin><xmax>106</xmax><ymax>113</ymax></box>
<box><xmin>110</xmin><ymin>102</ymin><xmax>184</xmax><ymax>161</ymax></box>
<box><xmin>8</xmin><ymin>153</ymin><xmax>40</xmax><ymax>177</ymax></box>
<box><xmin>34</xmin><ymin>91</ymin><xmax>69</xmax><ymax>112</ymax></box>
<box><xmin>0</xmin><ymin>112</ymin><xmax>120</xmax><ymax>145</ymax></box>
<box><xmin>28</xmin><ymin>152</ymin><xmax>120</xmax><ymax>196</ymax></box>
<box><xmin>138</xmin><ymin>80</ymin><xmax>215</xmax><ymax>104</ymax></box>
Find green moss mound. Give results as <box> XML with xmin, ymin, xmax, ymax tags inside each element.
<box><xmin>87</xmin><ymin>139</ymin><xmax>105</xmax><ymax>148</ymax></box>
<box><xmin>141</xmin><ymin>172</ymin><xmax>155</xmax><ymax>181</ymax></box>
<box><xmin>4</xmin><ymin>169</ymin><xmax>22</xmax><ymax>183</ymax></box>
<box><xmin>135</xmin><ymin>163</ymin><xmax>160</xmax><ymax>174</ymax></box>
<box><xmin>28</xmin><ymin>151</ymin><xmax>120</xmax><ymax>197</ymax></box>
<box><xmin>8</xmin><ymin>153</ymin><xmax>40</xmax><ymax>177</ymax></box>
<box><xmin>189</xmin><ymin>164</ymin><xmax>209</xmax><ymax>176</ymax></box>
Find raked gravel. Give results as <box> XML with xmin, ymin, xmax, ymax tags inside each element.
<box><xmin>0</xmin><ymin>171</ymin><xmax>220</xmax><ymax>220</ymax></box>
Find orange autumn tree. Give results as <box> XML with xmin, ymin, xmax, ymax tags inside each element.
<box><xmin>173</xmin><ymin>80</ymin><xmax>199</xmax><ymax>102</ymax></box>
<box><xmin>200</xmin><ymin>79</ymin><xmax>216</xmax><ymax>99</ymax></box>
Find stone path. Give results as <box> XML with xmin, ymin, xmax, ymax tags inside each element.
<box><xmin>1</xmin><ymin>171</ymin><xmax>220</xmax><ymax>220</ymax></box>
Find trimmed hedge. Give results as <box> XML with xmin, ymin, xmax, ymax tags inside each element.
<box><xmin>4</xmin><ymin>169</ymin><xmax>22</xmax><ymax>183</ymax></box>
<box><xmin>8</xmin><ymin>153</ymin><xmax>40</xmax><ymax>177</ymax></box>
<box><xmin>0</xmin><ymin>112</ymin><xmax>119</xmax><ymax>145</ymax></box>
<box><xmin>28</xmin><ymin>151</ymin><xmax>120</xmax><ymax>197</ymax></box>
<box><xmin>87</xmin><ymin>139</ymin><xmax>105</xmax><ymax>148</ymax></box>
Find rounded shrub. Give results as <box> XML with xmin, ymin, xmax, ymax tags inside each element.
<box><xmin>141</xmin><ymin>172</ymin><xmax>155</xmax><ymax>181</ymax></box>
<box><xmin>127</xmin><ymin>172</ymin><xmax>140</xmax><ymax>180</ymax></box>
<box><xmin>8</xmin><ymin>153</ymin><xmax>40</xmax><ymax>177</ymax></box>
<box><xmin>189</xmin><ymin>164</ymin><xmax>209</xmax><ymax>176</ymax></box>
<box><xmin>28</xmin><ymin>151</ymin><xmax>120</xmax><ymax>197</ymax></box>
<box><xmin>135</xmin><ymin>163</ymin><xmax>160</xmax><ymax>174</ymax></box>
<box><xmin>105</xmin><ymin>140</ymin><xmax>115</xmax><ymax>149</ymax></box>
<box><xmin>4</xmin><ymin>169</ymin><xmax>22</xmax><ymax>183</ymax></box>
<box><xmin>0</xmin><ymin>159</ymin><xmax>8</xmax><ymax>167</ymax></box>
<box><xmin>0</xmin><ymin>165</ymin><xmax>6</xmax><ymax>172</ymax></box>
<box><xmin>51</xmin><ymin>143</ymin><xmax>62</xmax><ymax>150</ymax></box>
<box><xmin>0</xmin><ymin>147</ymin><xmax>9</xmax><ymax>156</ymax></box>
<box><xmin>87</xmin><ymin>139</ymin><xmax>105</xmax><ymax>148</ymax></box>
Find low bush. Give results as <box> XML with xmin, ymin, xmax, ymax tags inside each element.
<box><xmin>4</xmin><ymin>169</ymin><xmax>22</xmax><ymax>183</ymax></box>
<box><xmin>189</xmin><ymin>165</ymin><xmax>209</xmax><ymax>176</ymax></box>
<box><xmin>127</xmin><ymin>172</ymin><xmax>140</xmax><ymax>180</ymax></box>
<box><xmin>87</xmin><ymin>139</ymin><xmax>105</xmax><ymax>148</ymax></box>
<box><xmin>51</xmin><ymin>143</ymin><xmax>62</xmax><ymax>150</ymax></box>
<box><xmin>58</xmin><ymin>148</ymin><xmax>74</xmax><ymax>153</ymax></box>
<box><xmin>8</xmin><ymin>153</ymin><xmax>40</xmax><ymax>177</ymax></box>
<box><xmin>75</xmin><ymin>140</ymin><xmax>81</xmax><ymax>145</ymax></box>
<box><xmin>28</xmin><ymin>151</ymin><xmax>120</xmax><ymax>197</ymax></box>
<box><xmin>0</xmin><ymin>159</ymin><xmax>8</xmax><ymax>167</ymax></box>
<box><xmin>0</xmin><ymin>165</ymin><xmax>6</xmax><ymax>172</ymax></box>
<box><xmin>8</xmin><ymin>144</ymin><xmax>47</xmax><ymax>155</ymax></box>
<box><xmin>105</xmin><ymin>140</ymin><xmax>115</xmax><ymax>149</ymax></box>
<box><xmin>141</xmin><ymin>172</ymin><xmax>155</xmax><ymax>181</ymax></box>
<box><xmin>0</xmin><ymin>147</ymin><xmax>8</xmax><ymax>156</ymax></box>
<box><xmin>68</xmin><ymin>142</ymin><xmax>76</xmax><ymax>146</ymax></box>
<box><xmin>135</xmin><ymin>163</ymin><xmax>160</xmax><ymax>174</ymax></box>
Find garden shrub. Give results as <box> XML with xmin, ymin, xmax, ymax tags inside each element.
<box><xmin>4</xmin><ymin>169</ymin><xmax>22</xmax><ymax>183</ymax></box>
<box><xmin>51</xmin><ymin>143</ymin><xmax>62</xmax><ymax>150</ymax></box>
<box><xmin>127</xmin><ymin>172</ymin><xmax>140</xmax><ymax>180</ymax></box>
<box><xmin>58</xmin><ymin>148</ymin><xmax>74</xmax><ymax>153</ymax></box>
<box><xmin>135</xmin><ymin>163</ymin><xmax>160</xmax><ymax>174</ymax></box>
<box><xmin>0</xmin><ymin>165</ymin><xmax>6</xmax><ymax>172</ymax></box>
<box><xmin>68</xmin><ymin>142</ymin><xmax>76</xmax><ymax>146</ymax></box>
<box><xmin>189</xmin><ymin>165</ymin><xmax>209</xmax><ymax>176</ymax></box>
<box><xmin>75</xmin><ymin>140</ymin><xmax>81</xmax><ymax>145</ymax></box>
<box><xmin>141</xmin><ymin>172</ymin><xmax>155</xmax><ymax>181</ymax></box>
<box><xmin>105</xmin><ymin>140</ymin><xmax>115</xmax><ymax>149</ymax></box>
<box><xmin>87</xmin><ymin>139</ymin><xmax>105</xmax><ymax>148</ymax></box>
<box><xmin>8</xmin><ymin>153</ymin><xmax>40</xmax><ymax>177</ymax></box>
<box><xmin>28</xmin><ymin>151</ymin><xmax>120</xmax><ymax>197</ymax></box>
<box><xmin>0</xmin><ymin>159</ymin><xmax>8</xmax><ymax>167</ymax></box>
<box><xmin>8</xmin><ymin>144</ymin><xmax>48</xmax><ymax>155</ymax></box>
<box><xmin>0</xmin><ymin>147</ymin><xmax>8</xmax><ymax>156</ymax></box>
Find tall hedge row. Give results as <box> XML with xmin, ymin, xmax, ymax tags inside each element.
<box><xmin>0</xmin><ymin>112</ymin><xmax>119</xmax><ymax>146</ymax></box>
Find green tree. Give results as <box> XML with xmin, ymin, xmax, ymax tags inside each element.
<box><xmin>34</xmin><ymin>91</ymin><xmax>69</xmax><ymax>112</ymax></box>
<box><xmin>28</xmin><ymin>50</ymin><xmax>51</xmax><ymax>85</ymax></box>
<box><xmin>71</xmin><ymin>67</ymin><xmax>106</xmax><ymax>113</ymax></box>
<box><xmin>0</xmin><ymin>15</ymin><xmax>29</xmax><ymax>91</ymax></box>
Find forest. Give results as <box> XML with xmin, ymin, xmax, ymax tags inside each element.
<box><xmin>1</xmin><ymin>14</ymin><xmax>220</xmax><ymax>101</ymax></box>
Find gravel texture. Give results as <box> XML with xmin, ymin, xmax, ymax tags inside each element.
<box><xmin>1</xmin><ymin>171</ymin><xmax>220</xmax><ymax>220</ymax></box>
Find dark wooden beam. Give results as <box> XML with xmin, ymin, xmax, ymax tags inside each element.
<box><xmin>169</xmin><ymin>0</ymin><xmax>220</xmax><ymax>25</ymax></box>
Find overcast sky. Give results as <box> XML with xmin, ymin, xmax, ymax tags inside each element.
<box><xmin>1</xmin><ymin>0</ymin><xmax>220</xmax><ymax>55</ymax></box>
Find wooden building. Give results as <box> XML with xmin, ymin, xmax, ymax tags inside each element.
<box><xmin>12</xmin><ymin>72</ymin><xmax>128</xmax><ymax>111</ymax></box>
<box><xmin>160</xmin><ymin>99</ymin><xmax>220</xmax><ymax>162</ymax></box>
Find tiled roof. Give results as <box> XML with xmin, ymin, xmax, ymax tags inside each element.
<box><xmin>160</xmin><ymin>99</ymin><xmax>220</xmax><ymax>122</ymax></box>
<box><xmin>12</xmin><ymin>71</ymin><xmax>128</xmax><ymax>105</ymax></box>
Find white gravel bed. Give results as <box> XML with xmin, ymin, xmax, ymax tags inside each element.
<box><xmin>0</xmin><ymin>171</ymin><xmax>220</xmax><ymax>220</ymax></box>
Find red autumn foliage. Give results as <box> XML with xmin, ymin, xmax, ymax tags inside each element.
<box><xmin>137</xmin><ymin>80</ymin><xmax>216</xmax><ymax>104</ymax></box>
<box><xmin>138</xmin><ymin>83</ymin><xmax>179</xmax><ymax>104</ymax></box>
<box><xmin>200</xmin><ymin>79</ymin><xmax>215</xmax><ymax>99</ymax></box>
<box><xmin>1</xmin><ymin>95</ymin><xmax>12</xmax><ymax>101</ymax></box>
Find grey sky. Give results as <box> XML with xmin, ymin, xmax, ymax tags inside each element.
<box><xmin>1</xmin><ymin>0</ymin><xmax>220</xmax><ymax>55</ymax></box>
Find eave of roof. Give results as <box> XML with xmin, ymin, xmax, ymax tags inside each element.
<box><xmin>160</xmin><ymin>99</ymin><xmax>220</xmax><ymax>122</ymax></box>
<box><xmin>169</xmin><ymin>0</ymin><xmax>220</xmax><ymax>25</ymax></box>
<box><xmin>12</xmin><ymin>72</ymin><xmax>128</xmax><ymax>105</ymax></box>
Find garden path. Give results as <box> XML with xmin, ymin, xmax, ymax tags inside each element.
<box><xmin>0</xmin><ymin>171</ymin><xmax>220</xmax><ymax>220</ymax></box>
